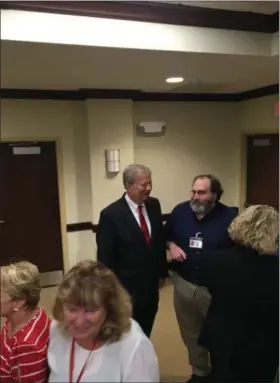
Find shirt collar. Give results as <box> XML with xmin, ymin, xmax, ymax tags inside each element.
<box><xmin>125</xmin><ymin>193</ymin><xmax>142</xmax><ymax>211</ymax></box>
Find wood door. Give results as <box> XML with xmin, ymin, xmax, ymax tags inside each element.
<box><xmin>0</xmin><ymin>142</ymin><xmax>64</xmax><ymax>279</ymax></box>
<box><xmin>246</xmin><ymin>134</ymin><xmax>279</xmax><ymax>210</ymax></box>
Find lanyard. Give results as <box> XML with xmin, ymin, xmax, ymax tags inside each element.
<box><xmin>69</xmin><ymin>338</ymin><xmax>98</xmax><ymax>383</ymax></box>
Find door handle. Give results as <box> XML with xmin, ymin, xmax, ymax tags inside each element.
<box><xmin>0</xmin><ymin>220</ymin><xmax>6</xmax><ymax>224</ymax></box>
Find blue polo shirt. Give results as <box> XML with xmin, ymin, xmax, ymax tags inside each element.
<box><xmin>165</xmin><ymin>201</ymin><xmax>238</xmax><ymax>284</ymax></box>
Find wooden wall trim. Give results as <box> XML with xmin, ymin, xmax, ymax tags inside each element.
<box><xmin>238</xmin><ymin>84</ymin><xmax>279</xmax><ymax>101</ymax></box>
<box><xmin>66</xmin><ymin>222</ymin><xmax>96</xmax><ymax>233</ymax></box>
<box><xmin>0</xmin><ymin>84</ymin><xmax>278</xmax><ymax>102</ymax></box>
<box><xmin>66</xmin><ymin>209</ymin><xmax>239</xmax><ymax>233</ymax></box>
<box><xmin>0</xmin><ymin>1</ymin><xmax>278</xmax><ymax>33</ymax></box>
<box><xmin>66</xmin><ymin>216</ymin><xmax>170</xmax><ymax>233</ymax></box>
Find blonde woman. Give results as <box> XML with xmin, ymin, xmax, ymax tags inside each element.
<box><xmin>47</xmin><ymin>260</ymin><xmax>159</xmax><ymax>382</ymax></box>
<box><xmin>0</xmin><ymin>261</ymin><xmax>50</xmax><ymax>383</ymax></box>
<box><xmin>198</xmin><ymin>205</ymin><xmax>279</xmax><ymax>383</ymax></box>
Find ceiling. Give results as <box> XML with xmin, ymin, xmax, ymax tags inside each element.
<box><xmin>155</xmin><ymin>1</ymin><xmax>279</xmax><ymax>14</ymax></box>
<box><xmin>1</xmin><ymin>40</ymin><xmax>278</xmax><ymax>93</ymax></box>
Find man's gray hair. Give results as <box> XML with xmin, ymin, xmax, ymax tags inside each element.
<box><xmin>123</xmin><ymin>164</ymin><xmax>151</xmax><ymax>189</ymax></box>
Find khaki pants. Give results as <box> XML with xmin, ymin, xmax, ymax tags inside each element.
<box><xmin>173</xmin><ymin>274</ymin><xmax>211</xmax><ymax>377</ymax></box>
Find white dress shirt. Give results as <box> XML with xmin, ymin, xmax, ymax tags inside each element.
<box><xmin>125</xmin><ymin>193</ymin><xmax>152</xmax><ymax>236</ymax></box>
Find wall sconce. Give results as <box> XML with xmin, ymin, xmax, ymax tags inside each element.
<box><xmin>105</xmin><ymin>149</ymin><xmax>120</xmax><ymax>173</ymax></box>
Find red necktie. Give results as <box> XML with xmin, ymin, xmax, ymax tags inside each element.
<box><xmin>138</xmin><ymin>205</ymin><xmax>151</xmax><ymax>244</ymax></box>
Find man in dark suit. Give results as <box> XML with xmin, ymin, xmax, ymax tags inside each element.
<box><xmin>96</xmin><ymin>163</ymin><xmax>168</xmax><ymax>337</ymax></box>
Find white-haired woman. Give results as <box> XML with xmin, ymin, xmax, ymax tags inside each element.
<box><xmin>198</xmin><ymin>205</ymin><xmax>279</xmax><ymax>382</ymax></box>
<box><xmin>0</xmin><ymin>261</ymin><xmax>50</xmax><ymax>383</ymax></box>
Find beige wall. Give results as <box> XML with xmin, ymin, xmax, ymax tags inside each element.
<box><xmin>1</xmin><ymin>94</ymin><xmax>278</xmax><ymax>266</ymax></box>
<box><xmin>240</xmin><ymin>94</ymin><xmax>279</xmax><ymax>133</ymax></box>
<box><xmin>134</xmin><ymin>101</ymin><xmax>241</xmax><ymax>211</ymax></box>
<box><xmin>85</xmin><ymin>99</ymin><xmax>134</xmax><ymax>222</ymax></box>
<box><xmin>134</xmin><ymin>94</ymin><xmax>279</xmax><ymax>211</ymax></box>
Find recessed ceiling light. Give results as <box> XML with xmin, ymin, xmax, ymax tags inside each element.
<box><xmin>165</xmin><ymin>76</ymin><xmax>184</xmax><ymax>83</ymax></box>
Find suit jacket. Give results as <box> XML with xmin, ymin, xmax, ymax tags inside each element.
<box><xmin>198</xmin><ymin>245</ymin><xmax>279</xmax><ymax>382</ymax></box>
<box><xmin>96</xmin><ymin>195</ymin><xmax>168</xmax><ymax>307</ymax></box>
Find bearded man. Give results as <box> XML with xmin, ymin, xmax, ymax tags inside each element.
<box><xmin>165</xmin><ymin>175</ymin><xmax>237</xmax><ymax>383</ymax></box>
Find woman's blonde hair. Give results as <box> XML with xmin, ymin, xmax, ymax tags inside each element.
<box><xmin>53</xmin><ymin>260</ymin><xmax>132</xmax><ymax>343</ymax></box>
<box><xmin>0</xmin><ymin>261</ymin><xmax>41</xmax><ymax>310</ymax></box>
<box><xmin>228</xmin><ymin>205</ymin><xmax>279</xmax><ymax>255</ymax></box>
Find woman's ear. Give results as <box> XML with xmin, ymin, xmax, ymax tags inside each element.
<box><xmin>12</xmin><ymin>299</ymin><xmax>26</xmax><ymax>311</ymax></box>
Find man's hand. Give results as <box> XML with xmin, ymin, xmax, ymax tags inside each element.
<box><xmin>158</xmin><ymin>278</ymin><xmax>165</xmax><ymax>289</ymax></box>
<box><xmin>168</xmin><ymin>242</ymin><xmax>187</xmax><ymax>262</ymax></box>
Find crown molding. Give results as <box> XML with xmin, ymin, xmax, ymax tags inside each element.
<box><xmin>0</xmin><ymin>1</ymin><xmax>278</xmax><ymax>33</ymax></box>
<box><xmin>0</xmin><ymin>84</ymin><xmax>278</xmax><ymax>102</ymax></box>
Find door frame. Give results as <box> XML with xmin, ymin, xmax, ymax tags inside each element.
<box><xmin>0</xmin><ymin>137</ymin><xmax>70</xmax><ymax>273</ymax></box>
<box><xmin>239</xmin><ymin>130</ymin><xmax>279</xmax><ymax>211</ymax></box>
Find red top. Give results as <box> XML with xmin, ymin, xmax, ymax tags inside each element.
<box><xmin>0</xmin><ymin>307</ymin><xmax>50</xmax><ymax>383</ymax></box>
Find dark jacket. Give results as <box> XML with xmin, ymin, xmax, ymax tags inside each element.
<box><xmin>198</xmin><ymin>245</ymin><xmax>279</xmax><ymax>382</ymax></box>
<box><xmin>96</xmin><ymin>195</ymin><xmax>168</xmax><ymax>307</ymax></box>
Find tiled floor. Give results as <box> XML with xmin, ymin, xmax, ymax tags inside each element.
<box><xmin>40</xmin><ymin>283</ymin><xmax>191</xmax><ymax>382</ymax></box>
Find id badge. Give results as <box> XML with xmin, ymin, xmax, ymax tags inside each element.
<box><xmin>189</xmin><ymin>237</ymin><xmax>203</xmax><ymax>249</ymax></box>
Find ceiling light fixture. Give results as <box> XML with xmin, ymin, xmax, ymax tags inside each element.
<box><xmin>165</xmin><ymin>76</ymin><xmax>184</xmax><ymax>83</ymax></box>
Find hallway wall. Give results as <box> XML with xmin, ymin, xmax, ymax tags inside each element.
<box><xmin>1</xmin><ymin>94</ymin><xmax>278</xmax><ymax>266</ymax></box>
